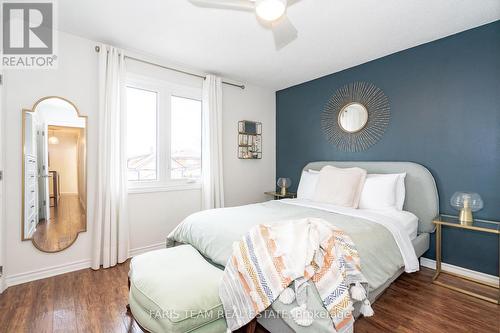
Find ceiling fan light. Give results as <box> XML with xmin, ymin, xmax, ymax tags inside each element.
<box><xmin>255</xmin><ymin>0</ymin><xmax>286</xmax><ymax>22</ymax></box>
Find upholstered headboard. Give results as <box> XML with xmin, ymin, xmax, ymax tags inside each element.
<box><xmin>303</xmin><ymin>161</ymin><xmax>439</xmax><ymax>234</ymax></box>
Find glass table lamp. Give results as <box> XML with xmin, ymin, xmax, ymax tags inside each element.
<box><xmin>450</xmin><ymin>192</ymin><xmax>483</xmax><ymax>225</ymax></box>
<box><xmin>277</xmin><ymin>177</ymin><xmax>292</xmax><ymax>196</ymax></box>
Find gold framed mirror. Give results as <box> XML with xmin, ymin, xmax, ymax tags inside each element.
<box><xmin>337</xmin><ymin>102</ymin><xmax>369</xmax><ymax>133</ymax></box>
<box><xmin>321</xmin><ymin>82</ymin><xmax>390</xmax><ymax>152</ymax></box>
<box><xmin>22</xmin><ymin>96</ymin><xmax>87</xmax><ymax>253</ymax></box>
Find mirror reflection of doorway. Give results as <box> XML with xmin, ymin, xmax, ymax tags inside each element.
<box><xmin>32</xmin><ymin>126</ymin><xmax>86</xmax><ymax>251</ymax></box>
<box><xmin>23</xmin><ymin>97</ymin><xmax>87</xmax><ymax>253</ymax></box>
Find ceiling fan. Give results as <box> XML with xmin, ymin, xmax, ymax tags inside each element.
<box><xmin>188</xmin><ymin>0</ymin><xmax>299</xmax><ymax>49</ymax></box>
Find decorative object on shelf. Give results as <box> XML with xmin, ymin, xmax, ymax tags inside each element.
<box><xmin>450</xmin><ymin>192</ymin><xmax>484</xmax><ymax>225</ymax></box>
<box><xmin>321</xmin><ymin>82</ymin><xmax>390</xmax><ymax>152</ymax></box>
<box><xmin>277</xmin><ymin>177</ymin><xmax>292</xmax><ymax>196</ymax></box>
<box><xmin>238</xmin><ymin>120</ymin><xmax>262</xmax><ymax>159</ymax></box>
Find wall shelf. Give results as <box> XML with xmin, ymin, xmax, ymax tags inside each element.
<box><xmin>238</xmin><ymin>121</ymin><xmax>262</xmax><ymax>159</ymax></box>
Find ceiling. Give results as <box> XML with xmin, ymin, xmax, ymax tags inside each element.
<box><xmin>58</xmin><ymin>0</ymin><xmax>500</xmax><ymax>90</ymax></box>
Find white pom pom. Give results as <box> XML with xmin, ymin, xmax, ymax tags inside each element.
<box><xmin>278</xmin><ymin>287</ymin><xmax>295</xmax><ymax>304</ymax></box>
<box><xmin>226</xmin><ymin>328</ymin><xmax>232</xmax><ymax>333</ymax></box>
<box><xmin>295</xmin><ymin>282</ymin><xmax>308</xmax><ymax>306</ymax></box>
<box><xmin>350</xmin><ymin>282</ymin><xmax>366</xmax><ymax>301</ymax></box>
<box><xmin>290</xmin><ymin>304</ymin><xmax>314</xmax><ymax>327</ymax></box>
<box><xmin>360</xmin><ymin>299</ymin><xmax>374</xmax><ymax>317</ymax></box>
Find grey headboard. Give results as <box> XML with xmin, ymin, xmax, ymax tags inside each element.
<box><xmin>303</xmin><ymin>161</ymin><xmax>439</xmax><ymax>234</ymax></box>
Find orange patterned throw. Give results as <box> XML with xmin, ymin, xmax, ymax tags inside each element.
<box><xmin>219</xmin><ymin>217</ymin><xmax>373</xmax><ymax>332</ymax></box>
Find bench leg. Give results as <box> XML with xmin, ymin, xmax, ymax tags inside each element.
<box><xmin>126</xmin><ymin>276</ymin><xmax>131</xmax><ymax>314</ymax></box>
<box><xmin>245</xmin><ymin>319</ymin><xmax>257</xmax><ymax>333</ymax></box>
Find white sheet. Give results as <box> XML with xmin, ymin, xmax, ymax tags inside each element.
<box><xmin>373</xmin><ymin>209</ymin><xmax>419</xmax><ymax>240</ymax></box>
<box><xmin>279</xmin><ymin>199</ymin><xmax>420</xmax><ymax>273</ymax></box>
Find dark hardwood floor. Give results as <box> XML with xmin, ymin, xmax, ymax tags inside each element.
<box><xmin>33</xmin><ymin>194</ymin><xmax>86</xmax><ymax>252</ymax></box>
<box><xmin>0</xmin><ymin>262</ymin><xmax>498</xmax><ymax>333</ymax></box>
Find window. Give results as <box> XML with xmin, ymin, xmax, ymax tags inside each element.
<box><xmin>126</xmin><ymin>87</ymin><xmax>158</xmax><ymax>182</ymax></box>
<box><xmin>170</xmin><ymin>96</ymin><xmax>202</xmax><ymax>179</ymax></box>
<box><xmin>126</xmin><ymin>76</ymin><xmax>202</xmax><ymax>192</ymax></box>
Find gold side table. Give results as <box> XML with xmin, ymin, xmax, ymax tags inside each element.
<box><xmin>264</xmin><ymin>191</ymin><xmax>297</xmax><ymax>200</ymax></box>
<box><xmin>432</xmin><ymin>215</ymin><xmax>500</xmax><ymax>304</ymax></box>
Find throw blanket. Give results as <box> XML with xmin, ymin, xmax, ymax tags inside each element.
<box><xmin>220</xmin><ymin>218</ymin><xmax>373</xmax><ymax>333</ymax></box>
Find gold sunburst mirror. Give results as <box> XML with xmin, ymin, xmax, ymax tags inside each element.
<box><xmin>321</xmin><ymin>82</ymin><xmax>390</xmax><ymax>152</ymax></box>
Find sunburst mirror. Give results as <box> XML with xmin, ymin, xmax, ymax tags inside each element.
<box><xmin>321</xmin><ymin>82</ymin><xmax>390</xmax><ymax>152</ymax></box>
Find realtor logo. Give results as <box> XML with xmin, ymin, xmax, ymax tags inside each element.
<box><xmin>2</xmin><ymin>1</ymin><xmax>57</xmax><ymax>68</ymax></box>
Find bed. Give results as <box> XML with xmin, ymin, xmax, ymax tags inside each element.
<box><xmin>166</xmin><ymin>161</ymin><xmax>439</xmax><ymax>332</ymax></box>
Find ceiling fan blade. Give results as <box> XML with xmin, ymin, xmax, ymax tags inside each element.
<box><xmin>271</xmin><ymin>15</ymin><xmax>298</xmax><ymax>50</ymax></box>
<box><xmin>188</xmin><ymin>0</ymin><xmax>254</xmax><ymax>11</ymax></box>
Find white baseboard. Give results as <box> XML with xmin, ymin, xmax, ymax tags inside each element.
<box><xmin>420</xmin><ymin>257</ymin><xmax>499</xmax><ymax>285</ymax></box>
<box><xmin>0</xmin><ymin>277</ymin><xmax>6</xmax><ymax>294</ymax></box>
<box><xmin>128</xmin><ymin>242</ymin><xmax>166</xmax><ymax>258</ymax></box>
<box><xmin>5</xmin><ymin>258</ymin><xmax>91</xmax><ymax>288</ymax></box>
<box><xmin>2</xmin><ymin>242</ymin><xmax>167</xmax><ymax>290</ymax></box>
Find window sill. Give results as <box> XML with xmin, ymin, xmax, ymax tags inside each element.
<box><xmin>128</xmin><ymin>182</ymin><xmax>201</xmax><ymax>195</ymax></box>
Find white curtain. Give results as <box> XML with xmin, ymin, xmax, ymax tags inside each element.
<box><xmin>201</xmin><ymin>75</ymin><xmax>225</xmax><ymax>210</ymax></box>
<box><xmin>92</xmin><ymin>44</ymin><xmax>129</xmax><ymax>269</ymax></box>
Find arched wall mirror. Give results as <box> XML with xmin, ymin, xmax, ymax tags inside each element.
<box><xmin>22</xmin><ymin>97</ymin><xmax>87</xmax><ymax>253</ymax></box>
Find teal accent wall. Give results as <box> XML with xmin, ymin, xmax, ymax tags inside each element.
<box><xmin>276</xmin><ymin>21</ymin><xmax>500</xmax><ymax>275</ymax></box>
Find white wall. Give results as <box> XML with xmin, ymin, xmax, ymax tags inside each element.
<box><xmin>0</xmin><ymin>70</ymin><xmax>5</xmax><ymax>292</ymax></box>
<box><xmin>3</xmin><ymin>32</ymin><xmax>98</xmax><ymax>284</ymax></box>
<box><xmin>37</xmin><ymin>101</ymin><xmax>86</xmax><ymax>128</ymax></box>
<box><xmin>2</xmin><ymin>32</ymin><xmax>276</xmax><ymax>286</ymax></box>
<box><xmin>49</xmin><ymin>132</ymin><xmax>79</xmax><ymax>194</ymax></box>
<box><xmin>222</xmin><ymin>84</ymin><xmax>276</xmax><ymax>207</ymax></box>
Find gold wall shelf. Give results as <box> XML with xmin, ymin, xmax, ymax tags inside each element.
<box><xmin>238</xmin><ymin>120</ymin><xmax>262</xmax><ymax>159</ymax></box>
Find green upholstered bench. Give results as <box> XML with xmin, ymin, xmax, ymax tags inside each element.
<box><xmin>128</xmin><ymin>245</ymin><xmax>227</xmax><ymax>333</ymax></box>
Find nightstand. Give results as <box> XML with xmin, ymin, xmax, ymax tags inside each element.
<box><xmin>432</xmin><ymin>214</ymin><xmax>500</xmax><ymax>304</ymax></box>
<box><xmin>264</xmin><ymin>191</ymin><xmax>297</xmax><ymax>200</ymax></box>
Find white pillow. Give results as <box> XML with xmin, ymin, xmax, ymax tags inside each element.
<box><xmin>359</xmin><ymin>173</ymin><xmax>406</xmax><ymax>210</ymax></box>
<box><xmin>395</xmin><ymin>173</ymin><xmax>407</xmax><ymax>210</ymax></box>
<box><xmin>297</xmin><ymin>170</ymin><xmax>320</xmax><ymax>200</ymax></box>
<box><xmin>313</xmin><ymin>166</ymin><xmax>367</xmax><ymax>208</ymax></box>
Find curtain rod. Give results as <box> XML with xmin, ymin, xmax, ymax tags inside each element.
<box><xmin>94</xmin><ymin>45</ymin><xmax>245</xmax><ymax>90</ymax></box>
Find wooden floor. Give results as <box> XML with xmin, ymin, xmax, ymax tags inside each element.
<box><xmin>33</xmin><ymin>194</ymin><xmax>86</xmax><ymax>252</ymax></box>
<box><xmin>0</xmin><ymin>263</ymin><xmax>498</xmax><ymax>333</ymax></box>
